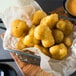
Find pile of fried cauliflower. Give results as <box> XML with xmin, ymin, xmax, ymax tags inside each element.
<box><xmin>11</xmin><ymin>10</ymin><xmax>73</xmax><ymax>60</ymax></box>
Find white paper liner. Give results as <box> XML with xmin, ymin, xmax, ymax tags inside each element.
<box><xmin>1</xmin><ymin>0</ymin><xmax>76</xmax><ymax>76</ymax></box>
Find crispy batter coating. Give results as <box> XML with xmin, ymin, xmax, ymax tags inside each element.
<box><xmin>34</xmin><ymin>25</ymin><xmax>55</xmax><ymax>47</ymax></box>
<box><xmin>29</xmin><ymin>25</ymin><xmax>40</xmax><ymax>45</ymax></box>
<box><xmin>52</xmin><ymin>29</ymin><xmax>64</xmax><ymax>43</ymax></box>
<box><xmin>29</xmin><ymin>25</ymin><xmax>35</xmax><ymax>36</ymax></box>
<box><xmin>64</xmin><ymin>20</ymin><xmax>73</xmax><ymax>36</ymax></box>
<box><xmin>34</xmin><ymin>37</ymin><xmax>40</xmax><ymax>45</ymax></box>
<box><xmin>12</xmin><ymin>19</ymin><xmax>29</xmax><ymax>38</ymax></box>
<box><xmin>49</xmin><ymin>43</ymin><xmax>67</xmax><ymax>60</ymax></box>
<box><xmin>56</xmin><ymin>20</ymin><xmax>66</xmax><ymax>31</ymax></box>
<box><xmin>40</xmin><ymin>13</ymin><xmax>59</xmax><ymax>29</ymax></box>
<box><xmin>41</xmin><ymin>26</ymin><xmax>55</xmax><ymax>47</ymax></box>
<box><xmin>16</xmin><ymin>37</ymin><xmax>27</xmax><ymax>50</ymax></box>
<box><xmin>34</xmin><ymin>45</ymin><xmax>50</xmax><ymax>56</ymax></box>
<box><xmin>59</xmin><ymin>43</ymin><xmax>68</xmax><ymax>59</ymax></box>
<box><xmin>23</xmin><ymin>26</ymin><xmax>40</xmax><ymax>46</ymax></box>
<box><xmin>64</xmin><ymin>37</ymin><xmax>72</xmax><ymax>47</ymax></box>
<box><xmin>23</xmin><ymin>35</ymin><xmax>34</xmax><ymax>47</ymax></box>
<box><xmin>32</xmin><ymin>10</ymin><xmax>47</xmax><ymax>25</ymax></box>
<box><xmin>34</xmin><ymin>25</ymin><xmax>46</xmax><ymax>40</ymax></box>
<box><xmin>56</xmin><ymin>20</ymin><xmax>73</xmax><ymax>36</ymax></box>
<box><xmin>13</xmin><ymin>12</ymin><xmax>73</xmax><ymax>60</ymax></box>
<box><xmin>49</xmin><ymin>45</ymin><xmax>60</xmax><ymax>58</ymax></box>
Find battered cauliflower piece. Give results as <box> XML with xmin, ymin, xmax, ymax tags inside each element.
<box><xmin>34</xmin><ymin>45</ymin><xmax>50</xmax><ymax>57</ymax></box>
<box><xmin>41</xmin><ymin>26</ymin><xmax>55</xmax><ymax>47</ymax></box>
<box><xmin>12</xmin><ymin>19</ymin><xmax>29</xmax><ymax>38</ymax></box>
<box><xmin>49</xmin><ymin>43</ymin><xmax>67</xmax><ymax>60</ymax></box>
<box><xmin>23</xmin><ymin>35</ymin><xmax>34</xmax><ymax>47</ymax></box>
<box><xmin>34</xmin><ymin>25</ymin><xmax>55</xmax><ymax>47</ymax></box>
<box><xmin>40</xmin><ymin>13</ymin><xmax>59</xmax><ymax>29</ymax></box>
<box><xmin>56</xmin><ymin>20</ymin><xmax>73</xmax><ymax>36</ymax></box>
<box><xmin>59</xmin><ymin>43</ymin><xmax>68</xmax><ymax>59</ymax></box>
<box><xmin>64</xmin><ymin>20</ymin><xmax>73</xmax><ymax>36</ymax></box>
<box><xmin>29</xmin><ymin>25</ymin><xmax>40</xmax><ymax>45</ymax></box>
<box><xmin>29</xmin><ymin>25</ymin><xmax>35</xmax><ymax>36</ymax></box>
<box><xmin>16</xmin><ymin>37</ymin><xmax>27</xmax><ymax>50</ymax></box>
<box><xmin>34</xmin><ymin>37</ymin><xmax>40</xmax><ymax>45</ymax></box>
<box><xmin>34</xmin><ymin>25</ymin><xmax>46</xmax><ymax>40</ymax></box>
<box><xmin>23</xmin><ymin>26</ymin><xmax>40</xmax><ymax>46</ymax></box>
<box><xmin>64</xmin><ymin>37</ymin><xmax>72</xmax><ymax>47</ymax></box>
<box><xmin>32</xmin><ymin>10</ymin><xmax>47</xmax><ymax>25</ymax></box>
<box><xmin>52</xmin><ymin>29</ymin><xmax>64</xmax><ymax>43</ymax></box>
<box><xmin>56</xmin><ymin>20</ymin><xmax>66</xmax><ymax>32</ymax></box>
<box><xmin>49</xmin><ymin>45</ymin><xmax>60</xmax><ymax>59</ymax></box>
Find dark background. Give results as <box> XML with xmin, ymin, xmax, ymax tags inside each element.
<box><xmin>36</xmin><ymin>0</ymin><xmax>64</xmax><ymax>13</ymax></box>
<box><xmin>0</xmin><ymin>0</ymin><xmax>76</xmax><ymax>76</ymax></box>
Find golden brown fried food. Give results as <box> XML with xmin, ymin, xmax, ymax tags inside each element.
<box><xmin>56</xmin><ymin>20</ymin><xmax>73</xmax><ymax>36</ymax></box>
<box><xmin>29</xmin><ymin>25</ymin><xmax>40</xmax><ymax>45</ymax></box>
<box><xmin>49</xmin><ymin>43</ymin><xmax>67</xmax><ymax>60</ymax></box>
<box><xmin>13</xmin><ymin>12</ymin><xmax>73</xmax><ymax>60</ymax></box>
<box><xmin>29</xmin><ymin>25</ymin><xmax>35</xmax><ymax>36</ymax></box>
<box><xmin>64</xmin><ymin>37</ymin><xmax>72</xmax><ymax>47</ymax></box>
<box><xmin>64</xmin><ymin>20</ymin><xmax>73</xmax><ymax>36</ymax></box>
<box><xmin>23</xmin><ymin>35</ymin><xmax>34</xmax><ymax>47</ymax></box>
<box><xmin>34</xmin><ymin>45</ymin><xmax>50</xmax><ymax>57</ymax></box>
<box><xmin>56</xmin><ymin>20</ymin><xmax>66</xmax><ymax>32</ymax></box>
<box><xmin>41</xmin><ymin>26</ymin><xmax>55</xmax><ymax>47</ymax></box>
<box><xmin>12</xmin><ymin>19</ymin><xmax>29</xmax><ymax>38</ymax></box>
<box><xmin>34</xmin><ymin>37</ymin><xmax>40</xmax><ymax>45</ymax></box>
<box><xmin>32</xmin><ymin>10</ymin><xmax>47</xmax><ymax>25</ymax></box>
<box><xmin>52</xmin><ymin>29</ymin><xmax>64</xmax><ymax>43</ymax></box>
<box><xmin>16</xmin><ymin>37</ymin><xmax>27</xmax><ymax>50</ymax></box>
<box><xmin>23</xmin><ymin>26</ymin><xmax>40</xmax><ymax>46</ymax></box>
<box><xmin>34</xmin><ymin>25</ymin><xmax>46</xmax><ymax>40</ymax></box>
<box><xmin>41</xmin><ymin>34</ymin><xmax>55</xmax><ymax>47</ymax></box>
<box><xmin>40</xmin><ymin>13</ymin><xmax>59</xmax><ymax>29</ymax></box>
<box><xmin>34</xmin><ymin>25</ymin><xmax>55</xmax><ymax>47</ymax></box>
<box><xmin>49</xmin><ymin>45</ymin><xmax>60</xmax><ymax>59</ymax></box>
<box><xmin>59</xmin><ymin>43</ymin><xmax>68</xmax><ymax>59</ymax></box>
